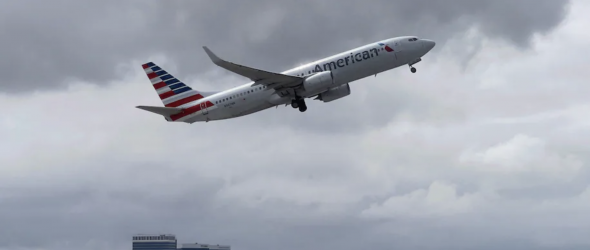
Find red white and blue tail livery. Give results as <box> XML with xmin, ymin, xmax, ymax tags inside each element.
<box><xmin>136</xmin><ymin>36</ymin><xmax>435</xmax><ymax>123</ymax></box>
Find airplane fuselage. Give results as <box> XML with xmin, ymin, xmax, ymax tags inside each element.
<box><xmin>139</xmin><ymin>36</ymin><xmax>436</xmax><ymax>123</ymax></box>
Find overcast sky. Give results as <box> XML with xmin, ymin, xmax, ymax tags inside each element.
<box><xmin>1</xmin><ymin>0</ymin><xmax>590</xmax><ymax>249</ymax></box>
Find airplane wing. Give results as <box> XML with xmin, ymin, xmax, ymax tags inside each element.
<box><xmin>202</xmin><ymin>46</ymin><xmax>304</xmax><ymax>89</ymax></box>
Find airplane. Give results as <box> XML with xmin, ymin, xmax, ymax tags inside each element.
<box><xmin>136</xmin><ymin>36</ymin><xmax>436</xmax><ymax>123</ymax></box>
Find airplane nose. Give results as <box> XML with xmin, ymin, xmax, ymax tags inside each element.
<box><xmin>422</xmin><ymin>39</ymin><xmax>436</xmax><ymax>51</ymax></box>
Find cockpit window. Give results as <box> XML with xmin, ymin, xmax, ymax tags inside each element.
<box><xmin>408</xmin><ymin>37</ymin><xmax>418</xmax><ymax>41</ymax></box>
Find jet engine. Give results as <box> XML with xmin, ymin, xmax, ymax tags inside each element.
<box><xmin>316</xmin><ymin>83</ymin><xmax>351</xmax><ymax>102</ymax></box>
<box><xmin>302</xmin><ymin>71</ymin><xmax>336</xmax><ymax>96</ymax></box>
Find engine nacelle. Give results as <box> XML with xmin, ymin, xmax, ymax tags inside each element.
<box><xmin>317</xmin><ymin>83</ymin><xmax>351</xmax><ymax>102</ymax></box>
<box><xmin>302</xmin><ymin>71</ymin><xmax>336</xmax><ymax>96</ymax></box>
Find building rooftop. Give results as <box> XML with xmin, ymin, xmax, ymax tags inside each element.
<box><xmin>131</xmin><ymin>234</ymin><xmax>230</xmax><ymax>249</ymax></box>
<box><xmin>181</xmin><ymin>243</ymin><xmax>231</xmax><ymax>249</ymax></box>
<box><xmin>133</xmin><ymin>234</ymin><xmax>177</xmax><ymax>241</ymax></box>
<box><xmin>134</xmin><ymin>234</ymin><xmax>176</xmax><ymax>236</ymax></box>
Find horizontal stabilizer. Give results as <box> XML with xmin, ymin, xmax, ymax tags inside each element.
<box><xmin>202</xmin><ymin>46</ymin><xmax>302</xmax><ymax>87</ymax></box>
<box><xmin>136</xmin><ymin>105</ymin><xmax>184</xmax><ymax>116</ymax></box>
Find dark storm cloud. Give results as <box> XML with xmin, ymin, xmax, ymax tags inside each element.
<box><xmin>2</xmin><ymin>1</ymin><xmax>588</xmax><ymax>250</ymax></box>
<box><xmin>0</xmin><ymin>0</ymin><xmax>569</xmax><ymax>93</ymax></box>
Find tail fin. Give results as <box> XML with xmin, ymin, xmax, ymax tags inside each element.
<box><xmin>141</xmin><ymin>62</ymin><xmax>210</xmax><ymax>108</ymax></box>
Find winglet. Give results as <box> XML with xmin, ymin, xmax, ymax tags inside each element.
<box><xmin>203</xmin><ymin>46</ymin><xmax>223</xmax><ymax>65</ymax></box>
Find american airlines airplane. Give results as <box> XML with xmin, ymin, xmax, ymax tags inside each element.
<box><xmin>137</xmin><ymin>36</ymin><xmax>436</xmax><ymax>123</ymax></box>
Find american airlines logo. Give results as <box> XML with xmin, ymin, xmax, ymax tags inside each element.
<box><xmin>313</xmin><ymin>43</ymin><xmax>393</xmax><ymax>72</ymax></box>
<box><xmin>378</xmin><ymin>43</ymin><xmax>394</xmax><ymax>52</ymax></box>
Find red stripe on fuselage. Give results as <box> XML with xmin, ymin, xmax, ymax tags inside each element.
<box><xmin>153</xmin><ymin>82</ymin><xmax>167</xmax><ymax>89</ymax></box>
<box><xmin>170</xmin><ymin>101</ymin><xmax>214</xmax><ymax>121</ymax></box>
<box><xmin>164</xmin><ymin>94</ymin><xmax>204</xmax><ymax>107</ymax></box>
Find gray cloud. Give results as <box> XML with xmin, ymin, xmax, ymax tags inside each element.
<box><xmin>3</xmin><ymin>0</ymin><xmax>590</xmax><ymax>250</ymax></box>
<box><xmin>0</xmin><ymin>0</ymin><xmax>569</xmax><ymax>93</ymax></box>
